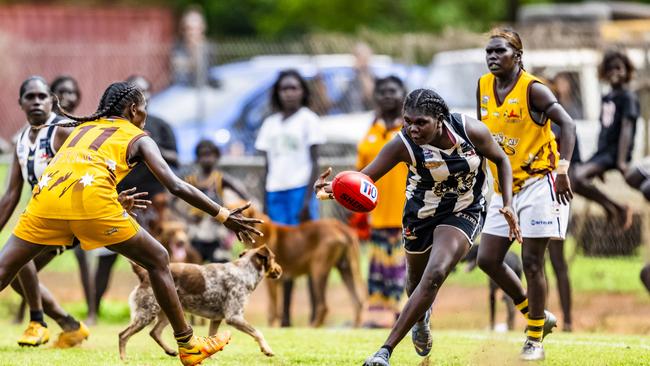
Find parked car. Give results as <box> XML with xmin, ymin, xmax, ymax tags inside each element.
<box><xmin>149</xmin><ymin>54</ymin><xmax>427</xmax><ymax>162</ymax></box>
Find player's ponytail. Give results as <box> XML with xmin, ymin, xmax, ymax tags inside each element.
<box><xmin>49</xmin><ymin>82</ymin><xmax>144</xmax><ymax>128</ymax></box>
<box><xmin>403</xmin><ymin>88</ymin><xmax>450</xmax><ymax>122</ymax></box>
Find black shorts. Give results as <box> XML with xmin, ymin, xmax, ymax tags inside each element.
<box><xmin>586</xmin><ymin>151</ymin><xmax>617</xmax><ymax>170</ymax></box>
<box><xmin>402</xmin><ymin>207</ymin><xmax>485</xmax><ymax>254</ymax></box>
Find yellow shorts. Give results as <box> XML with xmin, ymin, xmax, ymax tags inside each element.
<box><xmin>13</xmin><ymin>211</ymin><xmax>140</xmax><ymax>250</ymax></box>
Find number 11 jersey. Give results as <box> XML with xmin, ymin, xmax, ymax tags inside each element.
<box><xmin>26</xmin><ymin>118</ymin><xmax>147</xmax><ymax>219</ymax></box>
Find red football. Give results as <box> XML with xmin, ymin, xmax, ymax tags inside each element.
<box><xmin>332</xmin><ymin>171</ymin><xmax>378</xmax><ymax>212</ymax></box>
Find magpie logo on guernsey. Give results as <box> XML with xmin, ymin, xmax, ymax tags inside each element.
<box><xmin>530</xmin><ymin>219</ymin><xmax>554</xmax><ymax>226</ymax></box>
<box><xmin>359</xmin><ymin>179</ymin><xmax>378</xmax><ymax>203</ymax></box>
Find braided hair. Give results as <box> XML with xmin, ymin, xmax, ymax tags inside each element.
<box><xmin>51</xmin><ymin>82</ymin><xmax>144</xmax><ymax>128</ymax></box>
<box><xmin>403</xmin><ymin>88</ymin><xmax>450</xmax><ymax>121</ymax></box>
<box><xmin>489</xmin><ymin>27</ymin><xmax>524</xmax><ymax>71</ymax></box>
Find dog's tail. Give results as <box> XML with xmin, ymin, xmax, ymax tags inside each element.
<box><xmin>130</xmin><ymin>261</ymin><xmax>149</xmax><ymax>284</ymax></box>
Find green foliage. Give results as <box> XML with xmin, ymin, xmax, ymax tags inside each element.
<box><xmin>166</xmin><ymin>0</ymin><xmax>513</xmax><ymax>37</ymax></box>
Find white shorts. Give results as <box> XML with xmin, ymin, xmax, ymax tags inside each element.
<box><xmin>482</xmin><ymin>174</ymin><xmax>569</xmax><ymax>240</ymax></box>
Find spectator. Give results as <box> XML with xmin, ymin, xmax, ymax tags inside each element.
<box><xmin>171</xmin><ymin>6</ymin><xmax>216</xmax><ymax>87</ymax></box>
<box><xmin>357</xmin><ymin>76</ymin><xmax>408</xmax><ymax>328</ymax></box>
<box><xmin>337</xmin><ymin>42</ymin><xmax>375</xmax><ymax>113</ymax></box>
<box><xmin>183</xmin><ymin>139</ymin><xmax>249</xmax><ymax>263</ymax></box>
<box><xmin>552</xmin><ymin>72</ymin><xmax>583</xmax><ymax>120</ymax></box>
<box><xmin>92</xmin><ymin>75</ymin><xmax>178</xmax><ymax>320</ymax></box>
<box><xmin>573</xmin><ymin>50</ymin><xmax>637</xmax><ymax>230</ymax></box>
<box><xmin>51</xmin><ymin>75</ymin><xmax>81</xmax><ymax>115</ymax></box>
<box><xmin>255</xmin><ymin>69</ymin><xmax>325</xmax><ymax>326</ymax></box>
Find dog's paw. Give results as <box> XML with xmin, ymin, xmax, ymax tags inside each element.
<box><xmin>165</xmin><ymin>350</ymin><xmax>179</xmax><ymax>357</ymax></box>
<box><xmin>262</xmin><ymin>348</ymin><xmax>274</xmax><ymax>357</ymax></box>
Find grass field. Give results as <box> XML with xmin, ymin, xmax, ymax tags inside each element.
<box><xmin>0</xmin><ymin>324</ymin><xmax>648</xmax><ymax>366</ymax></box>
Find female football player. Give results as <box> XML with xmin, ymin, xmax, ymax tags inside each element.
<box><xmin>0</xmin><ymin>81</ymin><xmax>262</xmax><ymax>365</ymax></box>
<box><xmin>476</xmin><ymin>27</ymin><xmax>576</xmax><ymax>360</ymax></box>
<box><xmin>317</xmin><ymin>88</ymin><xmax>520</xmax><ymax>366</ymax></box>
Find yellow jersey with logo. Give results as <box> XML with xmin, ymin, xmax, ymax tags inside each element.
<box><xmin>26</xmin><ymin>118</ymin><xmax>147</xmax><ymax>219</ymax></box>
<box><xmin>478</xmin><ymin>71</ymin><xmax>558</xmax><ymax>193</ymax></box>
<box><xmin>356</xmin><ymin>118</ymin><xmax>408</xmax><ymax>228</ymax></box>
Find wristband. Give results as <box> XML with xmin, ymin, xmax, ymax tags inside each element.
<box><xmin>556</xmin><ymin>159</ymin><xmax>570</xmax><ymax>175</ymax></box>
<box><xmin>215</xmin><ymin>206</ymin><xmax>230</xmax><ymax>223</ymax></box>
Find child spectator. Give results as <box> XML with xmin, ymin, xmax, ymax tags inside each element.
<box><xmin>183</xmin><ymin>139</ymin><xmax>249</xmax><ymax>263</ymax></box>
<box><xmin>255</xmin><ymin>69</ymin><xmax>324</xmax><ymax>326</ymax></box>
<box><xmin>573</xmin><ymin>50</ymin><xmax>638</xmax><ymax>230</ymax></box>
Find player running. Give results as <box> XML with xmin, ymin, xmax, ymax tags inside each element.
<box><xmin>316</xmin><ymin>88</ymin><xmax>521</xmax><ymax>366</ymax></box>
<box><xmin>0</xmin><ymin>81</ymin><xmax>262</xmax><ymax>366</ymax></box>
<box><xmin>476</xmin><ymin>27</ymin><xmax>576</xmax><ymax>360</ymax></box>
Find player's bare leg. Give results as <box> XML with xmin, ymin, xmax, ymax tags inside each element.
<box><xmin>0</xmin><ymin>236</ymin><xmax>50</xmax><ymax>346</ymax></box>
<box><xmin>108</xmin><ymin>228</ymin><xmax>230</xmax><ymax>365</ymax></box>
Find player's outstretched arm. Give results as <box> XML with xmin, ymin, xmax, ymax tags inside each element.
<box><xmin>314</xmin><ymin>135</ymin><xmax>408</xmax><ymax>198</ymax></box>
<box><xmin>0</xmin><ymin>151</ymin><xmax>25</xmax><ymax>231</ymax></box>
<box><xmin>360</xmin><ymin>136</ymin><xmax>410</xmax><ymax>183</ymax></box>
<box><xmin>131</xmin><ymin>136</ymin><xmax>263</xmax><ymax>243</ymax></box>
<box><xmin>465</xmin><ymin>116</ymin><xmax>522</xmax><ymax>242</ymax></box>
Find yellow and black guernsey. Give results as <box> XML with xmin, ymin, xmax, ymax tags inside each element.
<box><xmin>26</xmin><ymin>117</ymin><xmax>147</xmax><ymax>220</ymax></box>
<box><xmin>478</xmin><ymin>71</ymin><xmax>559</xmax><ymax>193</ymax></box>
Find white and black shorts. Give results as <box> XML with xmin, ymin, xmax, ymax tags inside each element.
<box><xmin>483</xmin><ymin>173</ymin><xmax>570</xmax><ymax>240</ymax></box>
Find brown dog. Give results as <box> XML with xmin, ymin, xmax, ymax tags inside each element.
<box><xmin>157</xmin><ymin>220</ymin><xmax>203</xmax><ymax>264</ymax></box>
<box><xmin>241</xmin><ymin>205</ymin><xmax>365</xmax><ymax>328</ymax></box>
<box><xmin>118</xmin><ymin>245</ymin><xmax>282</xmax><ymax>360</ymax></box>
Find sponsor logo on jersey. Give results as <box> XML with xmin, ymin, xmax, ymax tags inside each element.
<box><xmin>359</xmin><ymin>180</ymin><xmax>378</xmax><ymax>203</ymax></box>
<box><xmin>39</xmin><ymin>138</ymin><xmax>50</xmax><ymax>150</ymax></box>
<box><xmin>504</xmin><ymin>108</ymin><xmax>522</xmax><ymax>123</ymax></box>
<box><xmin>492</xmin><ymin>133</ymin><xmax>519</xmax><ymax>156</ymax></box>
<box><xmin>424</xmin><ymin>160</ymin><xmax>445</xmax><ymax>169</ymax></box>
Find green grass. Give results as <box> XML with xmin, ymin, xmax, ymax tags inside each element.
<box><xmin>0</xmin><ymin>324</ymin><xmax>648</xmax><ymax>365</ymax></box>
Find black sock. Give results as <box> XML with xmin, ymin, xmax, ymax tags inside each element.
<box><xmin>29</xmin><ymin>310</ymin><xmax>47</xmax><ymax>327</ymax></box>
<box><xmin>174</xmin><ymin>328</ymin><xmax>193</xmax><ymax>344</ymax></box>
<box><xmin>380</xmin><ymin>345</ymin><xmax>393</xmax><ymax>357</ymax></box>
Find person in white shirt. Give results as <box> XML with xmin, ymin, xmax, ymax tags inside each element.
<box><xmin>255</xmin><ymin>69</ymin><xmax>325</xmax><ymax>326</ymax></box>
